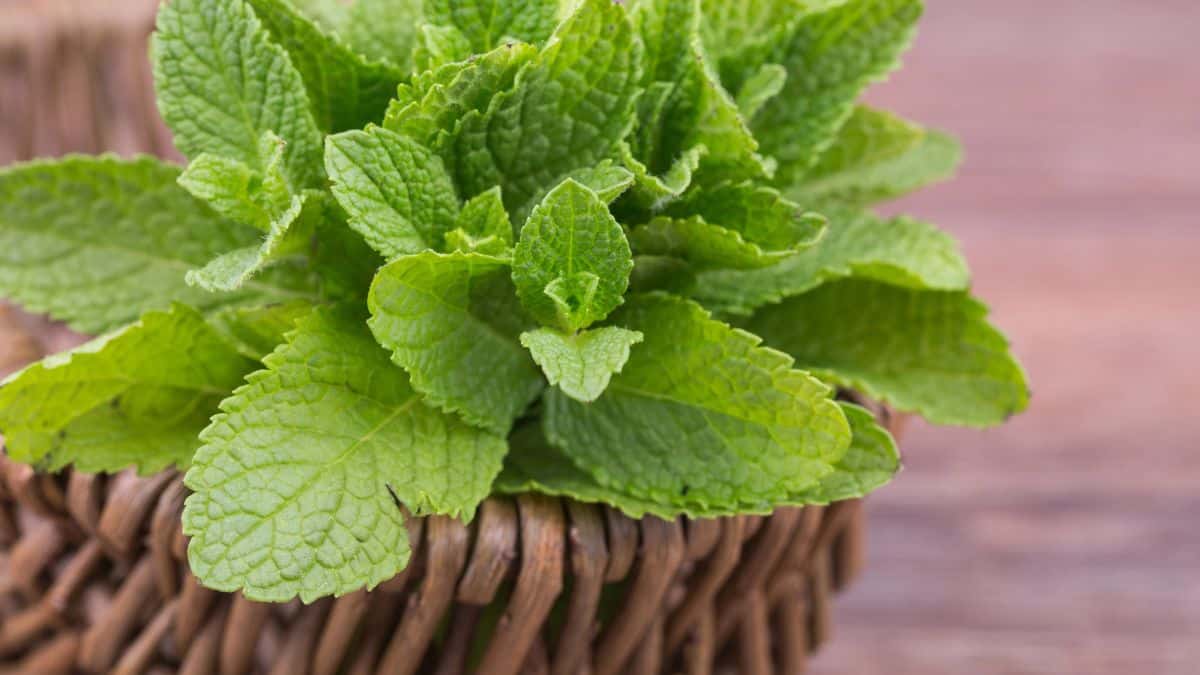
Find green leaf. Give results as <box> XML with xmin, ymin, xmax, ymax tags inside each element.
<box><xmin>185</xmin><ymin>193</ymin><xmax>314</xmax><ymax>293</ymax></box>
<box><xmin>423</xmin><ymin>0</ymin><xmax>560</xmax><ymax>52</ymax></box>
<box><xmin>177</xmin><ymin>133</ymin><xmax>291</xmax><ymax>232</ymax></box>
<box><xmin>411</xmin><ymin>23</ymin><xmax>475</xmax><ymax>71</ymax></box>
<box><xmin>152</xmin><ymin>0</ymin><xmax>324</xmax><ymax>189</ymax></box>
<box><xmin>736</xmin><ymin>63</ymin><xmax>787</xmax><ymax>121</ymax></box>
<box><xmin>748</xmin><ymin>280</ymin><xmax>1030</xmax><ymax>427</ymax></box>
<box><xmin>568</xmin><ymin>162</ymin><xmax>636</xmax><ymax>205</ymax></box>
<box><xmin>244</xmin><ymin>0</ymin><xmax>405</xmax><ymax>132</ymax></box>
<box><xmin>325</xmin><ymin>127</ymin><xmax>460</xmax><ymax>258</ymax></box>
<box><xmin>628</xmin><ymin>216</ymin><xmax>791</xmax><ymax>270</ymax></box>
<box><xmin>633</xmin><ymin>0</ymin><xmax>700</xmax><ymax>86</ymax></box>
<box><xmin>664</xmin><ymin>181</ymin><xmax>825</xmax><ymax>252</ymax></box>
<box><xmin>207</xmin><ymin>300</ymin><xmax>317</xmax><ymax>361</ymax></box>
<box><xmin>752</xmin><ymin>0</ymin><xmax>924</xmax><ymax>186</ymax></box>
<box><xmin>444</xmin><ymin>187</ymin><xmax>513</xmax><ymax>255</ymax></box>
<box><xmin>383</xmin><ymin>42</ymin><xmax>537</xmax><ymax>150</ymax></box>
<box><xmin>544</xmin><ymin>293</ymin><xmax>851</xmax><ymax>510</ymax></box>
<box><xmin>618</xmin><ymin>142</ymin><xmax>706</xmax><ymax>211</ymax></box>
<box><xmin>184</xmin><ymin>307</ymin><xmax>507</xmax><ymax>602</ymax></box>
<box><xmin>368</xmin><ymin>251</ymin><xmax>544</xmax><ymax>434</ymax></box>
<box><xmin>452</xmin><ymin>0</ymin><xmax>642</xmax><ymax>221</ymax></box>
<box><xmin>343</xmin><ymin>0</ymin><xmax>422</xmax><ymax>69</ymax></box>
<box><xmin>520</xmin><ymin>326</ymin><xmax>643</xmax><ymax>402</ymax></box>
<box><xmin>789</xmin><ymin>402</ymin><xmax>901</xmax><ymax>505</ymax></box>
<box><xmin>512</xmin><ymin>180</ymin><xmax>634</xmax><ymax>332</ymax></box>
<box><xmin>698</xmin><ymin>0</ymin><xmax>802</xmax><ymax>76</ymax></box>
<box><xmin>0</xmin><ymin>305</ymin><xmax>256</xmax><ymax>475</ymax></box>
<box><xmin>694</xmin><ymin>209</ymin><xmax>969</xmax><ymax>315</ymax></box>
<box><xmin>795</xmin><ymin>108</ymin><xmax>963</xmax><ymax>207</ymax></box>
<box><xmin>0</xmin><ymin>156</ymin><xmax>309</xmax><ymax>334</ymax></box>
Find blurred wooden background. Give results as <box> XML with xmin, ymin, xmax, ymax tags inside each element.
<box><xmin>2</xmin><ymin>1</ymin><xmax>1198</xmax><ymax>673</ymax></box>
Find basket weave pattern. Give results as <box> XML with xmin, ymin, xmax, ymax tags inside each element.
<box><xmin>0</xmin><ymin>4</ymin><xmax>884</xmax><ymax>673</ymax></box>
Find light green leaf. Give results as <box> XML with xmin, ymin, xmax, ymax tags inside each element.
<box><xmin>452</xmin><ymin>0</ymin><xmax>642</xmax><ymax>221</ymax></box>
<box><xmin>368</xmin><ymin>251</ymin><xmax>543</xmax><ymax>434</ymax></box>
<box><xmin>753</xmin><ymin>0</ymin><xmax>924</xmax><ymax>185</ymax></box>
<box><xmin>568</xmin><ymin>162</ymin><xmax>636</xmax><ymax>205</ymax></box>
<box><xmin>0</xmin><ymin>305</ymin><xmax>256</xmax><ymax>475</ymax></box>
<box><xmin>788</xmin><ymin>402</ymin><xmax>901</xmax><ymax>505</ymax></box>
<box><xmin>665</xmin><ymin>181</ymin><xmax>825</xmax><ymax>252</ymax></box>
<box><xmin>184</xmin><ymin>307</ymin><xmax>507</xmax><ymax>602</ymax></box>
<box><xmin>748</xmin><ymin>279</ymin><xmax>1030</xmax><ymax>427</ymax></box>
<box><xmin>152</xmin><ymin>0</ymin><xmax>323</xmax><ymax>189</ymax></box>
<box><xmin>207</xmin><ymin>300</ymin><xmax>317</xmax><ymax>361</ymax></box>
<box><xmin>0</xmin><ymin>156</ymin><xmax>310</xmax><ymax>334</ymax></box>
<box><xmin>177</xmin><ymin>133</ymin><xmax>291</xmax><ymax>232</ymax></box>
<box><xmin>619</xmin><ymin>142</ymin><xmax>706</xmax><ymax>211</ymax></box>
<box><xmin>633</xmin><ymin>0</ymin><xmax>700</xmax><ymax>85</ymax></box>
<box><xmin>512</xmin><ymin>180</ymin><xmax>634</xmax><ymax>331</ymax></box>
<box><xmin>325</xmin><ymin>127</ymin><xmax>460</xmax><ymax>258</ymax></box>
<box><xmin>343</xmin><ymin>0</ymin><xmax>422</xmax><ymax>69</ymax></box>
<box><xmin>186</xmin><ymin>193</ymin><xmax>314</xmax><ymax>293</ymax></box>
<box><xmin>736</xmin><ymin>63</ymin><xmax>787</xmax><ymax>120</ymax></box>
<box><xmin>411</xmin><ymin>23</ymin><xmax>474</xmax><ymax>71</ymax></box>
<box><xmin>520</xmin><ymin>326</ymin><xmax>643</xmax><ymax>402</ymax></box>
<box><xmin>796</xmin><ymin>108</ymin><xmax>963</xmax><ymax>206</ymax></box>
<box><xmin>444</xmin><ymin>187</ymin><xmax>513</xmax><ymax>255</ymax></box>
<box><xmin>629</xmin><ymin>216</ymin><xmax>791</xmax><ymax>270</ymax></box>
<box><xmin>423</xmin><ymin>0</ymin><xmax>560</xmax><ymax>52</ymax></box>
<box><xmin>695</xmin><ymin>209</ymin><xmax>969</xmax><ymax>315</ymax></box>
<box><xmin>698</xmin><ymin>0</ymin><xmax>802</xmax><ymax>77</ymax></box>
<box><xmin>545</xmin><ymin>293</ymin><xmax>850</xmax><ymax>510</ymax></box>
<box><xmin>244</xmin><ymin>0</ymin><xmax>405</xmax><ymax>132</ymax></box>
<box><xmin>383</xmin><ymin>42</ymin><xmax>537</xmax><ymax>149</ymax></box>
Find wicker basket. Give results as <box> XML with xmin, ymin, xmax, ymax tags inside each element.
<box><xmin>0</xmin><ymin>4</ymin><xmax>894</xmax><ymax>673</ymax></box>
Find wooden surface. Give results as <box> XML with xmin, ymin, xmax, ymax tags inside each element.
<box><xmin>1</xmin><ymin>1</ymin><xmax>1197</xmax><ymax>673</ymax></box>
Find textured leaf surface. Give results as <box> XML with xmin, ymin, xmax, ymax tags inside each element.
<box><xmin>325</xmin><ymin>127</ymin><xmax>460</xmax><ymax>258</ymax></box>
<box><xmin>411</xmin><ymin>23</ymin><xmax>475</xmax><ymax>71</ymax></box>
<box><xmin>424</xmin><ymin>0</ymin><xmax>560</xmax><ymax>52</ymax></box>
<box><xmin>695</xmin><ymin>209</ymin><xmax>969</xmax><ymax>315</ymax></box>
<box><xmin>513</xmin><ymin>180</ymin><xmax>633</xmax><ymax>331</ymax></box>
<box><xmin>343</xmin><ymin>0</ymin><xmax>422</xmax><ymax>70</ymax></box>
<box><xmin>629</xmin><ymin>216</ymin><xmax>790</xmax><ymax>270</ymax></box>
<box><xmin>520</xmin><ymin>326</ymin><xmax>643</xmax><ymax>402</ymax></box>
<box><xmin>244</xmin><ymin>0</ymin><xmax>404</xmax><ymax>133</ymax></box>
<box><xmin>753</xmin><ymin>0</ymin><xmax>923</xmax><ymax>186</ymax></box>
<box><xmin>0</xmin><ymin>156</ymin><xmax>306</xmax><ymax>334</ymax></box>
<box><xmin>207</xmin><ymin>300</ymin><xmax>316</xmax><ymax>361</ymax></box>
<box><xmin>736</xmin><ymin>63</ymin><xmax>787</xmax><ymax>120</ymax></box>
<box><xmin>568</xmin><ymin>162</ymin><xmax>635</xmax><ymax>205</ymax></box>
<box><xmin>368</xmin><ymin>252</ymin><xmax>543</xmax><ymax>434</ymax></box>
<box><xmin>452</xmin><ymin>0</ymin><xmax>642</xmax><ymax>220</ymax></box>
<box><xmin>153</xmin><ymin>0</ymin><xmax>323</xmax><ymax>188</ymax></box>
<box><xmin>444</xmin><ymin>187</ymin><xmax>513</xmax><ymax>255</ymax></box>
<box><xmin>184</xmin><ymin>307</ymin><xmax>507</xmax><ymax>602</ymax></box>
<box><xmin>0</xmin><ymin>305</ymin><xmax>255</xmax><ymax>474</ymax></box>
<box><xmin>748</xmin><ymin>280</ymin><xmax>1030</xmax><ymax>427</ymax></box>
<box><xmin>177</xmin><ymin>136</ymin><xmax>291</xmax><ymax>232</ymax></box>
<box><xmin>788</xmin><ymin>402</ymin><xmax>901</xmax><ymax>505</ymax></box>
<box><xmin>545</xmin><ymin>293</ymin><xmax>850</xmax><ymax>510</ymax></box>
<box><xmin>665</xmin><ymin>181</ymin><xmax>824</xmax><ymax>252</ymax></box>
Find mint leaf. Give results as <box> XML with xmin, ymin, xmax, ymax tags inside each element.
<box><xmin>185</xmin><ymin>193</ymin><xmax>315</xmax><ymax>293</ymax></box>
<box><xmin>243</xmin><ymin>0</ymin><xmax>405</xmax><ymax>132</ymax></box>
<box><xmin>736</xmin><ymin>62</ymin><xmax>788</xmax><ymax>120</ymax></box>
<box><xmin>207</xmin><ymin>300</ymin><xmax>316</xmax><ymax>361</ymax></box>
<box><xmin>695</xmin><ymin>208</ymin><xmax>969</xmax><ymax>315</ymax></box>
<box><xmin>368</xmin><ymin>251</ymin><xmax>543</xmax><ymax>434</ymax></box>
<box><xmin>629</xmin><ymin>216</ymin><xmax>792</xmax><ymax>270</ymax></box>
<box><xmin>411</xmin><ymin>23</ymin><xmax>475</xmax><ymax>71</ymax></box>
<box><xmin>568</xmin><ymin>162</ymin><xmax>636</xmax><ymax>205</ymax></box>
<box><xmin>423</xmin><ymin>0</ymin><xmax>559</xmax><ymax>52</ymax></box>
<box><xmin>619</xmin><ymin>142</ymin><xmax>706</xmax><ymax>211</ymax></box>
<box><xmin>795</xmin><ymin>107</ymin><xmax>963</xmax><ymax>206</ymax></box>
<box><xmin>177</xmin><ymin>133</ymin><xmax>291</xmax><ymax>232</ymax></box>
<box><xmin>512</xmin><ymin>180</ymin><xmax>634</xmax><ymax>332</ymax></box>
<box><xmin>0</xmin><ymin>156</ymin><xmax>308</xmax><ymax>334</ymax></box>
<box><xmin>664</xmin><ymin>181</ymin><xmax>825</xmax><ymax>252</ymax></box>
<box><xmin>383</xmin><ymin>42</ymin><xmax>536</xmax><ymax>150</ymax></box>
<box><xmin>452</xmin><ymin>0</ymin><xmax>642</xmax><ymax>220</ymax></box>
<box><xmin>343</xmin><ymin>0</ymin><xmax>422</xmax><ymax>70</ymax></box>
<box><xmin>753</xmin><ymin>0</ymin><xmax>923</xmax><ymax>186</ymax></box>
<box><xmin>545</xmin><ymin>293</ymin><xmax>850</xmax><ymax>510</ymax></box>
<box><xmin>152</xmin><ymin>0</ymin><xmax>323</xmax><ymax>189</ymax></box>
<box><xmin>444</xmin><ymin>187</ymin><xmax>513</xmax><ymax>255</ymax></box>
<box><xmin>748</xmin><ymin>280</ymin><xmax>1030</xmax><ymax>427</ymax></box>
<box><xmin>520</xmin><ymin>326</ymin><xmax>643</xmax><ymax>403</ymax></box>
<box><xmin>325</xmin><ymin>127</ymin><xmax>460</xmax><ymax>258</ymax></box>
<box><xmin>184</xmin><ymin>307</ymin><xmax>507</xmax><ymax>602</ymax></box>
<box><xmin>0</xmin><ymin>305</ymin><xmax>256</xmax><ymax>475</ymax></box>
<box><xmin>789</xmin><ymin>402</ymin><xmax>901</xmax><ymax>505</ymax></box>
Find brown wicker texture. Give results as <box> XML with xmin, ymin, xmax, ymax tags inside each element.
<box><xmin>0</xmin><ymin>3</ymin><xmax>891</xmax><ymax>673</ymax></box>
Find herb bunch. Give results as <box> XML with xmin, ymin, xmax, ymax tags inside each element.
<box><xmin>0</xmin><ymin>0</ymin><xmax>1028</xmax><ymax>602</ymax></box>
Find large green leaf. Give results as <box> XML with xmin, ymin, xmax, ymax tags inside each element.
<box><xmin>423</xmin><ymin>0</ymin><xmax>560</xmax><ymax>52</ymax></box>
<box><xmin>789</xmin><ymin>402</ymin><xmax>901</xmax><ymax>504</ymax></box>
<box><xmin>184</xmin><ymin>307</ymin><xmax>507</xmax><ymax>602</ymax></box>
<box><xmin>748</xmin><ymin>280</ymin><xmax>1030</xmax><ymax>427</ymax></box>
<box><xmin>0</xmin><ymin>305</ymin><xmax>256</xmax><ymax>475</ymax></box>
<box><xmin>368</xmin><ymin>251</ymin><xmax>543</xmax><ymax>434</ymax></box>
<box><xmin>342</xmin><ymin>0</ymin><xmax>423</xmax><ymax>70</ymax></box>
<box><xmin>545</xmin><ymin>293</ymin><xmax>850</xmax><ymax>511</ymax></box>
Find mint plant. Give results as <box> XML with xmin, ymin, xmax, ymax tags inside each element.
<box><xmin>0</xmin><ymin>0</ymin><xmax>1028</xmax><ymax>602</ymax></box>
